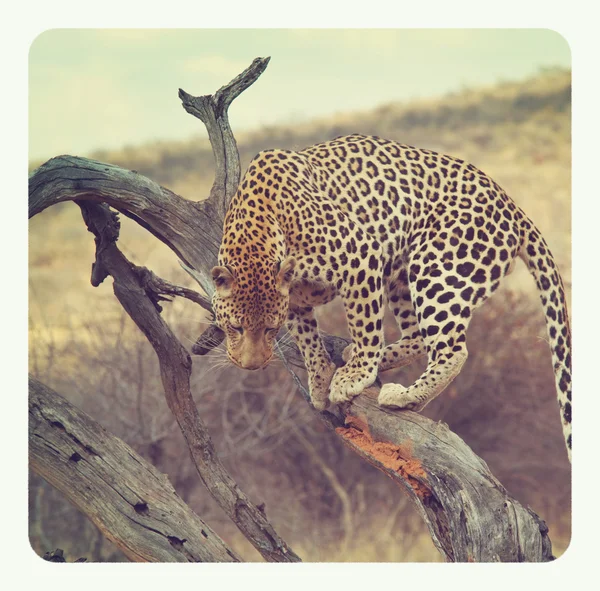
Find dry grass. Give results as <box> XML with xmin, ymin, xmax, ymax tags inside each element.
<box><xmin>28</xmin><ymin>67</ymin><xmax>571</xmax><ymax>562</ymax></box>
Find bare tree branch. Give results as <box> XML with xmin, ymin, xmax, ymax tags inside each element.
<box><xmin>191</xmin><ymin>324</ymin><xmax>225</xmax><ymax>355</ymax></box>
<box><xmin>29</xmin><ymin>375</ymin><xmax>240</xmax><ymax>563</ymax></box>
<box><xmin>134</xmin><ymin>265</ymin><xmax>212</xmax><ymax>315</ymax></box>
<box><xmin>76</xmin><ymin>200</ymin><xmax>300</xmax><ymax>562</ymax></box>
<box><xmin>28</xmin><ymin>157</ymin><xmax>222</xmax><ymax>281</ymax></box>
<box><xmin>179</xmin><ymin>56</ymin><xmax>270</xmax><ymax>212</ymax></box>
<box><xmin>337</xmin><ymin>393</ymin><xmax>553</xmax><ymax>561</ymax></box>
<box><xmin>275</xmin><ymin>340</ymin><xmax>555</xmax><ymax>562</ymax></box>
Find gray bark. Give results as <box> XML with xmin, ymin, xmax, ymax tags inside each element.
<box><xmin>336</xmin><ymin>393</ymin><xmax>553</xmax><ymax>561</ymax></box>
<box><xmin>28</xmin><ymin>56</ymin><xmax>554</xmax><ymax>562</ymax></box>
<box><xmin>29</xmin><ymin>376</ymin><xmax>240</xmax><ymax>563</ymax></box>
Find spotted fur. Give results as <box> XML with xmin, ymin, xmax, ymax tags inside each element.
<box><xmin>212</xmin><ymin>134</ymin><xmax>572</xmax><ymax>461</ymax></box>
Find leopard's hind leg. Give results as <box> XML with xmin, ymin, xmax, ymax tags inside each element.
<box><xmin>379</xmin><ymin>267</ymin><xmax>427</xmax><ymax>371</ymax></box>
<box><xmin>378</xmin><ymin>244</ymin><xmax>511</xmax><ymax>411</ymax></box>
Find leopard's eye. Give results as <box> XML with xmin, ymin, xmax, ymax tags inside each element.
<box><xmin>231</xmin><ymin>323</ymin><xmax>244</xmax><ymax>335</ymax></box>
<box><xmin>265</xmin><ymin>327</ymin><xmax>279</xmax><ymax>336</ymax></box>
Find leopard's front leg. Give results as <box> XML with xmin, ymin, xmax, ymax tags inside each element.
<box><xmin>329</xmin><ymin>260</ymin><xmax>385</xmax><ymax>405</ymax></box>
<box><xmin>285</xmin><ymin>305</ymin><xmax>336</xmax><ymax>410</ymax></box>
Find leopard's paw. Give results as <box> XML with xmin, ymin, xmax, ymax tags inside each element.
<box><xmin>329</xmin><ymin>366</ymin><xmax>376</xmax><ymax>405</ymax></box>
<box><xmin>378</xmin><ymin>383</ymin><xmax>426</xmax><ymax>411</ymax></box>
<box><xmin>311</xmin><ymin>398</ymin><xmax>328</xmax><ymax>411</ymax></box>
<box><xmin>308</xmin><ymin>362</ymin><xmax>337</xmax><ymax>411</ymax></box>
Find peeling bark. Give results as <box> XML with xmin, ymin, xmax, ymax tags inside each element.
<box><xmin>333</xmin><ymin>393</ymin><xmax>554</xmax><ymax>562</ymax></box>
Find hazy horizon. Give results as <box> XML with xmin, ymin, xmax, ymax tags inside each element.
<box><xmin>29</xmin><ymin>28</ymin><xmax>570</xmax><ymax>162</ymax></box>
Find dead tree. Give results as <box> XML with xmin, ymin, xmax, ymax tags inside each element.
<box><xmin>28</xmin><ymin>57</ymin><xmax>554</xmax><ymax>562</ymax></box>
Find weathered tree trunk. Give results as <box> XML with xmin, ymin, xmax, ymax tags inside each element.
<box><xmin>29</xmin><ymin>376</ymin><xmax>240</xmax><ymax>563</ymax></box>
<box><xmin>335</xmin><ymin>395</ymin><xmax>553</xmax><ymax>561</ymax></box>
<box><xmin>28</xmin><ymin>57</ymin><xmax>554</xmax><ymax>562</ymax></box>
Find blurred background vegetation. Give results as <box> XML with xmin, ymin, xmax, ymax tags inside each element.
<box><xmin>29</xmin><ymin>65</ymin><xmax>571</xmax><ymax>562</ymax></box>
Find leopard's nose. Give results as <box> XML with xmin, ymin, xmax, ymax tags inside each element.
<box><xmin>239</xmin><ymin>349</ymin><xmax>270</xmax><ymax>370</ymax></box>
<box><xmin>242</xmin><ymin>360</ymin><xmax>262</xmax><ymax>370</ymax></box>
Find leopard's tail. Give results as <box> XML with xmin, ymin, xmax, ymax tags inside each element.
<box><xmin>519</xmin><ymin>218</ymin><xmax>572</xmax><ymax>462</ymax></box>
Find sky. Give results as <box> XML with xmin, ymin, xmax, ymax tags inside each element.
<box><xmin>28</xmin><ymin>29</ymin><xmax>571</xmax><ymax>161</ymax></box>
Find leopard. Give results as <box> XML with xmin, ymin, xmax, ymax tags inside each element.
<box><xmin>210</xmin><ymin>134</ymin><xmax>572</xmax><ymax>462</ymax></box>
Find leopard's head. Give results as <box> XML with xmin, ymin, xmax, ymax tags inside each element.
<box><xmin>211</xmin><ymin>257</ymin><xmax>296</xmax><ymax>370</ymax></box>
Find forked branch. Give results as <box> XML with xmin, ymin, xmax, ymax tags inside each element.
<box><xmin>179</xmin><ymin>56</ymin><xmax>271</xmax><ymax>214</ymax></box>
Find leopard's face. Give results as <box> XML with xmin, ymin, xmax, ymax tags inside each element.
<box><xmin>212</xmin><ymin>290</ymin><xmax>288</xmax><ymax>370</ymax></box>
<box><xmin>211</xmin><ymin>257</ymin><xmax>296</xmax><ymax>370</ymax></box>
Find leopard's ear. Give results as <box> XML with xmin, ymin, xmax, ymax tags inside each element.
<box><xmin>211</xmin><ymin>266</ymin><xmax>235</xmax><ymax>297</ymax></box>
<box><xmin>276</xmin><ymin>257</ymin><xmax>296</xmax><ymax>296</ymax></box>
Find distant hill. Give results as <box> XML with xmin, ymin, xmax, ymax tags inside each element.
<box><xmin>30</xmin><ymin>67</ymin><xmax>570</xmax><ymax>205</ymax></box>
<box><xmin>81</xmin><ymin>67</ymin><xmax>570</xmax><ymax>193</ymax></box>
